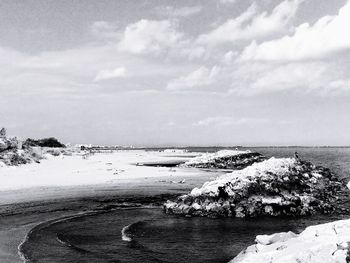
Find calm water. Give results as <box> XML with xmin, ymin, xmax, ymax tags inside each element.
<box><xmin>20</xmin><ymin>147</ymin><xmax>350</xmax><ymax>263</ymax></box>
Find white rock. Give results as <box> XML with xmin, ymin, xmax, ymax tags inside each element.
<box><xmin>231</xmin><ymin>219</ymin><xmax>350</xmax><ymax>263</ymax></box>
<box><xmin>185</xmin><ymin>150</ymin><xmax>250</xmax><ymax>166</ymax></box>
<box><xmin>192</xmin><ymin>203</ymin><xmax>201</xmax><ymax>210</ymax></box>
<box><xmin>255</xmin><ymin>231</ymin><xmax>297</xmax><ymax>245</ymax></box>
<box><xmin>189</xmin><ymin>157</ymin><xmax>297</xmax><ymax>197</ymax></box>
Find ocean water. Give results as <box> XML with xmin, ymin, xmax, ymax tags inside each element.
<box><xmin>19</xmin><ymin>147</ymin><xmax>350</xmax><ymax>263</ymax></box>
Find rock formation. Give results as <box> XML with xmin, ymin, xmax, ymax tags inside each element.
<box><xmin>231</xmin><ymin>219</ymin><xmax>350</xmax><ymax>263</ymax></box>
<box><xmin>183</xmin><ymin>150</ymin><xmax>266</xmax><ymax>170</ymax></box>
<box><xmin>164</xmin><ymin>157</ymin><xmax>343</xmax><ymax>218</ymax></box>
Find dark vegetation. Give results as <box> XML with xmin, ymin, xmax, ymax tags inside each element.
<box><xmin>23</xmin><ymin>137</ymin><xmax>65</xmax><ymax>148</ymax></box>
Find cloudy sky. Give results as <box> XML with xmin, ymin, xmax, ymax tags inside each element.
<box><xmin>1</xmin><ymin>0</ymin><xmax>350</xmax><ymax>146</ymax></box>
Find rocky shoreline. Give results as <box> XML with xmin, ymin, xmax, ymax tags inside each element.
<box><xmin>230</xmin><ymin>219</ymin><xmax>350</xmax><ymax>263</ymax></box>
<box><xmin>165</xmin><ymin>157</ymin><xmax>344</xmax><ymax>218</ymax></box>
<box><xmin>182</xmin><ymin>150</ymin><xmax>266</xmax><ymax>170</ymax></box>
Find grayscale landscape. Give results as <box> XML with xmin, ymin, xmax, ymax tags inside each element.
<box><xmin>1</xmin><ymin>0</ymin><xmax>350</xmax><ymax>262</ymax></box>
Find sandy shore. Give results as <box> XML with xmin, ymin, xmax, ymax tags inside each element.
<box><xmin>0</xmin><ymin>150</ymin><xmax>220</xmax><ymax>263</ymax></box>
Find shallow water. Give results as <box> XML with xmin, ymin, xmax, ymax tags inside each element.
<box><xmin>19</xmin><ymin>147</ymin><xmax>350</xmax><ymax>263</ymax></box>
<box><xmin>19</xmin><ymin>207</ymin><xmax>346</xmax><ymax>263</ymax></box>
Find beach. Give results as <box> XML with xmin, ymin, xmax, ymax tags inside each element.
<box><xmin>1</xmin><ymin>148</ymin><xmax>350</xmax><ymax>262</ymax></box>
<box><xmin>0</xmin><ymin>149</ymin><xmax>220</xmax><ymax>263</ymax></box>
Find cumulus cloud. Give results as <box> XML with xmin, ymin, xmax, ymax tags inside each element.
<box><xmin>3</xmin><ymin>1</ymin><xmax>350</xmax><ymax>146</ymax></box>
<box><xmin>166</xmin><ymin>66</ymin><xmax>220</xmax><ymax>91</ymax></box>
<box><xmin>197</xmin><ymin>0</ymin><xmax>302</xmax><ymax>45</ymax></box>
<box><xmin>94</xmin><ymin>67</ymin><xmax>126</xmax><ymax>81</ymax></box>
<box><xmin>249</xmin><ymin>62</ymin><xmax>326</xmax><ymax>92</ymax></box>
<box><xmin>1</xmin><ymin>1</ymin><xmax>349</xmax><ymax>100</ymax></box>
<box><xmin>222</xmin><ymin>50</ymin><xmax>238</xmax><ymax>64</ymax></box>
<box><xmin>155</xmin><ymin>5</ymin><xmax>202</xmax><ymax>17</ymax></box>
<box><xmin>240</xmin><ymin>1</ymin><xmax>350</xmax><ymax>61</ymax></box>
<box><xmin>193</xmin><ymin>116</ymin><xmax>268</xmax><ymax>126</ymax></box>
<box><xmin>118</xmin><ymin>19</ymin><xmax>183</xmax><ymax>55</ymax></box>
<box><xmin>227</xmin><ymin>61</ymin><xmax>330</xmax><ymax>95</ymax></box>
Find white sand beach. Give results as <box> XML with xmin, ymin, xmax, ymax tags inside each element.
<box><xmin>0</xmin><ymin>149</ymin><xmax>221</xmax><ymax>263</ymax></box>
<box><xmin>0</xmin><ymin>150</ymin><xmax>223</xmax><ymax>203</ymax></box>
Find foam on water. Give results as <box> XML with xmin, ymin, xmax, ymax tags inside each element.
<box><xmin>121</xmin><ymin>224</ymin><xmax>132</xmax><ymax>242</ymax></box>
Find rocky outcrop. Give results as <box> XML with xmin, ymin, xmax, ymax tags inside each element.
<box><xmin>183</xmin><ymin>150</ymin><xmax>266</xmax><ymax>170</ymax></box>
<box><xmin>164</xmin><ymin>157</ymin><xmax>343</xmax><ymax>218</ymax></box>
<box><xmin>231</xmin><ymin>219</ymin><xmax>350</xmax><ymax>263</ymax></box>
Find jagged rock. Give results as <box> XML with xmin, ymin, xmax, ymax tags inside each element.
<box><xmin>231</xmin><ymin>219</ymin><xmax>350</xmax><ymax>263</ymax></box>
<box><xmin>183</xmin><ymin>150</ymin><xmax>266</xmax><ymax>170</ymax></box>
<box><xmin>164</xmin><ymin>157</ymin><xmax>343</xmax><ymax>218</ymax></box>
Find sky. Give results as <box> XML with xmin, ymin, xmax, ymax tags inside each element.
<box><xmin>1</xmin><ymin>0</ymin><xmax>350</xmax><ymax>146</ymax></box>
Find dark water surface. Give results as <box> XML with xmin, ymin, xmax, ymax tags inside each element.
<box><xmin>19</xmin><ymin>147</ymin><xmax>350</xmax><ymax>263</ymax></box>
<box><xmin>19</xmin><ymin>208</ymin><xmax>346</xmax><ymax>263</ymax></box>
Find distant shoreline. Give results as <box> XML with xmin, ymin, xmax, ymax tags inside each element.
<box><xmin>134</xmin><ymin>146</ymin><xmax>350</xmax><ymax>150</ymax></box>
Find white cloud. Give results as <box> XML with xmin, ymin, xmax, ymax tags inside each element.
<box><xmin>91</xmin><ymin>21</ymin><xmax>120</xmax><ymax>39</ymax></box>
<box><xmin>166</xmin><ymin>66</ymin><xmax>220</xmax><ymax>91</ymax></box>
<box><xmin>2</xmin><ymin>1</ymin><xmax>349</xmax><ymax>101</ymax></box>
<box><xmin>179</xmin><ymin>45</ymin><xmax>206</xmax><ymax>60</ymax></box>
<box><xmin>222</xmin><ymin>50</ymin><xmax>238</xmax><ymax>64</ymax></box>
<box><xmin>325</xmin><ymin>79</ymin><xmax>350</xmax><ymax>94</ymax></box>
<box><xmin>0</xmin><ymin>46</ymin><xmax>26</xmax><ymax>67</ymax></box>
<box><xmin>155</xmin><ymin>5</ymin><xmax>202</xmax><ymax>17</ymax></box>
<box><xmin>94</xmin><ymin>67</ymin><xmax>126</xmax><ymax>81</ymax></box>
<box><xmin>219</xmin><ymin>0</ymin><xmax>236</xmax><ymax>5</ymax></box>
<box><xmin>91</xmin><ymin>21</ymin><xmax>115</xmax><ymax>33</ymax></box>
<box><xmin>240</xmin><ymin>1</ymin><xmax>350</xmax><ymax>61</ymax></box>
<box><xmin>118</xmin><ymin>19</ymin><xmax>183</xmax><ymax>55</ymax></box>
<box><xmin>197</xmin><ymin>0</ymin><xmax>302</xmax><ymax>45</ymax></box>
<box><xmin>249</xmin><ymin>62</ymin><xmax>326</xmax><ymax>92</ymax></box>
<box><xmin>193</xmin><ymin>116</ymin><xmax>268</xmax><ymax>127</ymax></box>
<box><xmin>227</xmin><ymin>61</ymin><xmax>329</xmax><ymax>95</ymax></box>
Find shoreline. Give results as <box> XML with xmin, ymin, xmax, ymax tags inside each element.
<box><xmin>1</xmin><ymin>148</ymin><xmax>350</xmax><ymax>262</ymax></box>
<box><xmin>18</xmin><ymin>205</ymin><xmax>163</xmax><ymax>263</ymax></box>
<box><xmin>0</xmin><ymin>187</ymin><xmax>188</xmax><ymax>263</ymax></box>
<box><xmin>15</xmin><ymin>198</ymin><xmax>348</xmax><ymax>263</ymax></box>
<box><xmin>0</xmin><ymin>149</ymin><xmax>217</xmax><ymax>263</ymax></box>
<box><xmin>18</xmin><ymin>209</ymin><xmax>113</xmax><ymax>263</ymax></box>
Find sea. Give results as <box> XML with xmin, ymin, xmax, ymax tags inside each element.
<box><xmin>18</xmin><ymin>147</ymin><xmax>350</xmax><ymax>263</ymax></box>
